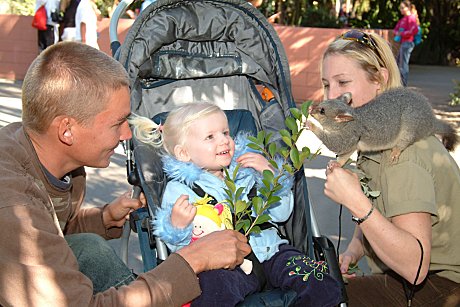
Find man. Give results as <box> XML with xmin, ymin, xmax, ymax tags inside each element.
<box><xmin>0</xmin><ymin>42</ymin><xmax>251</xmax><ymax>306</ymax></box>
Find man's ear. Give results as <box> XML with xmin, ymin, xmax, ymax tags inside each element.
<box><xmin>174</xmin><ymin>144</ymin><xmax>190</xmax><ymax>162</ymax></box>
<box><xmin>57</xmin><ymin>117</ymin><xmax>74</xmax><ymax>145</ymax></box>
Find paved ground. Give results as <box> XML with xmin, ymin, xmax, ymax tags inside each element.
<box><xmin>1</xmin><ymin>64</ymin><xmax>459</xmax><ymax>275</ymax></box>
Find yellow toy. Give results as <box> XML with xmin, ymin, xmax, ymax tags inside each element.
<box><xmin>192</xmin><ymin>196</ymin><xmax>252</xmax><ymax>274</ymax></box>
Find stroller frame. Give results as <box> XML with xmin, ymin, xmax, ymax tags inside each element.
<box><xmin>110</xmin><ymin>0</ymin><xmax>347</xmax><ymax>305</ymax></box>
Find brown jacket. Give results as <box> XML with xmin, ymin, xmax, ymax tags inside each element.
<box><xmin>0</xmin><ymin>123</ymin><xmax>201</xmax><ymax>306</ymax></box>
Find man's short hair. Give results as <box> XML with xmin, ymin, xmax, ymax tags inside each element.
<box><xmin>22</xmin><ymin>42</ymin><xmax>129</xmax><ymax>133</ymax></box>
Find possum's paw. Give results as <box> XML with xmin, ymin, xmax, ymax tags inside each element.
<box><xmin>390</xmin><ymin>147</ymin><xmax>402</xmax><ymax>163</ymax></box>
<box><xmin>305</xmin><ymin>116</ymin><xmax>323</xmax><ymax>132</ymax></box>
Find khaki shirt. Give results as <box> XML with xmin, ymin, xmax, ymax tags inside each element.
<box><xmin>358</xmin><ymin>136</ymin><xmax>460</xmax><ymax>283</ymax></box>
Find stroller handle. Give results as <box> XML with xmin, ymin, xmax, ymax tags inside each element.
<box><xmin>109</xmin><ymin>0</ymin><xmax>135</xmax><ymax>56</ymax></box>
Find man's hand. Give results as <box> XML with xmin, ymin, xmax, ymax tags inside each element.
<box><xmin>171</xmin><ymin>195</ymin><xmax>196</xmax><ymax>228</ymax></box>
<box><xmin>102</xmin><ymin>191</ymin><xmax>145</xmax><ymax>228</ymax></box>
<box><xmin>176</xmin><ymin>230</ymin><xmax>251</xmax><ymax>274</ymax></box>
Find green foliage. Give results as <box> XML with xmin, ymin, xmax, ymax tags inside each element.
<box><xmin>2</xmin><ymin>0</ymin><xmax>36</xmax><ymax>16</ymax></box>
<box><xmin>449</xmin><ymin>80</ymin><xmax>460</xmax><ymax>106</ymax></box>
<box><xmin>299</xmin><ymin>5</ymin><xmax>340</xmax><ymax>28</ymax></box>
<box><xmin>343</xmin><ymin>159</ymin><xmax>380</xmax><ymax>199</ymax></box>
<box><xmin>224</xmin><ymin>101</ymin><xmax>320</xmax><ymax>236</ymax></box>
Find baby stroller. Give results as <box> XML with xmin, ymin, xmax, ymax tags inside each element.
<box><xmin>110</xmin><ymin>0</ymin><xmax>347</xmax><ymax>305</ymax></box>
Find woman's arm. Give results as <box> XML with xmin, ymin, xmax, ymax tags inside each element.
<box><xmin>325</xmin><ymin>166</ymin><xmax>431</xmax><ymax>284</ymax></box>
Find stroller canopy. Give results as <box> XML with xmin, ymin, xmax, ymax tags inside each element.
<box><xmin>117</xmin><ymin>0</ymin><xmax>294</xmax><ymax>123</ymax></box>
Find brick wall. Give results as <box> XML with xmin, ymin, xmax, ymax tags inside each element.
<box><xmin>0</xmin><ymin>14</ymin><xmax>391</xmax><ymax>102</ymax></box>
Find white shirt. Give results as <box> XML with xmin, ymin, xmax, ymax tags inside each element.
<box><xmin>75</xmin><ymin>0</ymin><xmax>99</xmax><ymax>49</ymax></box>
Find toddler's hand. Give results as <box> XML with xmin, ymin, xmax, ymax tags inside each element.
<box><xmin>171</xmin><ymin>195</ymin><xmax>196</xmax><ymax>229</ymax></box>
<box><xmin>236</xmin><ymin>152</ymin><xmax>273</xmax><ymax>173</ymax></box>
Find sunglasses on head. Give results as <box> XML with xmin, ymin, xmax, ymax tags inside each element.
<box><xmin>340</xmin><ymin>30</ymin><xmax>383</xmax><ymax>64</ymax></box>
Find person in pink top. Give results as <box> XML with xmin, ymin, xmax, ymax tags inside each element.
<box><xmin>393</xmin><ymin>0</ymin><xmax>419</xmax><ymax>86</ymax></box>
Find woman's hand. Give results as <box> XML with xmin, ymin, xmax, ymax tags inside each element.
<box><xmin>236</xmin><ymin>152</ymin><xmax>273</xmax><ymax>174</ymax></box>
<box><xmin>339</xmin><ymin>251</ymin><xmax>359</xmax><ymax>278</ymax></box>
<box><xmin>324</xmin><ymin>161</ymin><xmax>369</xmax><ymax>213</ymax></box>
<box><xmin>170</xmin><ymin>194</ymin><xmax>196</xmax><ymax>229</ymax></box>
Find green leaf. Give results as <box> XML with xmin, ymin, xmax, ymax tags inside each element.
<box><xmin>290</xmin><ymin>107</ymin><xmax>302</xmax><ymax>121</ymax></box>
<box><xmin>225</xmin><ymin>179</ymin><xmax>236</xmax><ymax>193</ymax></box>
<box><xmin>248</xmin><ymin>136</ymin><xmax>258</xmax><ymax>143</ymax></box>
<box><xmin>262</xmin><ymin>179</ymin><xmax>271</xmax><ymax>189</ymax></box>
<box><xmin>301</xmin><ymin>101</ymin><xmax>310</xmax><ymax>117</ymax></box>
<box><xmin>262</xmin><ymin>169</ymin><xmax>275</xmax><ymax>182</ymax></box>
<box><xmin>269</xmin><ymin>160</ymin><xmax>279</xmax><ymax>170</ymax></box>
<box><xmin>232</xmin><ymin>163</ymin><xmax>240</xmax><ymax>179</ymax></box>
<box><xmin>268</xmin><ymin>142</ymin><xmax>277</xmax><ymax>157</ymax></box>
<box><xmin>257</xmin><ymin>131</ymin><xmax>265</xmax><ymax>144</ymax></box>
<box><xmin>247</xmin><ymin>143</ymin><xmax>263</xmax><ymax>151</ymax></box>
<box><xmin>283</xmin><ymin>163</ymin><xmax>294</xmax><ymax>173</ymax></box>
<box><xmin>285</xmin><ymin>117</ymin><xmax>298</xmax><ymax>134</ymax></box>
<box><xmin>235</xmin><ymin>200</ymin><xmax>247</xmax><ymax>214</ymax></box>
<box><xmin>282</xmin><ymin>136</ymin><xmax>292</xmax><ymax>147</ymax></box>
<box><xmin>279</xmin><ymin>129</ymin><xmax>291</xmax><ymax>138</ymax></box>
<box><xmin>236</xmin><ymin>219</ymin><xmax>250</xmax><ymax>232</ymax></box>
<box><xmin>235</xmin><ymin>186</ymin><xmax>245</xmax><ymax>200</ymax></box>
<box><xmin>256</xmin><ymin>214</ymin><xmax>271</xmax><ymax>224</ymax></box>
<box><xmin>290</xmin><ymin>147</ymin><xmax>300</xmax><ymax>168</ymax></box>
<box><xmin>252</xmin><ymin>196</ymin><xmax>263</xmax><ymax>213</ymax></box>
<box><xmin>264</xmin><ymin>132</ymin><xmax>273</xmax><ymax>144</ymax></box>
<box><xmin>249</xmin><ymin>225</ymin><xmax>261</xmax><ymax>234</ymax></box>
<box><xmin>279</xmin><ymin>148</ymin><xmax>289</xmax><ymax>158</ymax></box>
<box><xmin>271</xmin><ymin>184</ymin><xmax>282</xmax><ymax>194</ymax></box>
<box><xmin>258</xmin><ymin>187</ymin><xmax>269</xmax><ymax>196</ymax></box>
<box><xmin>267</xmin><ymin>195</ymin><xmax>281</xmax><ymax>205</ymax></box>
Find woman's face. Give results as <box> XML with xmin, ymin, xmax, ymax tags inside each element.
<box><xmin>399</xmin><ymin>3</ymin><xmax>410</xmax><ymax>15</ymax></box>
<box><xmin>321</xmin><ymin>54</ymin><xmax>381</xmax><ymax>108</ymax></box>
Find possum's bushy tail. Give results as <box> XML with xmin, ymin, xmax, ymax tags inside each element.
<box><xmin>435</xmin><ymin>119</ymin><xmax>458</xmax><ymax>151</ymax></box>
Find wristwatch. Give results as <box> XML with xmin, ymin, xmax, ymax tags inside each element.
<box><xmin>351</xmin><ymin>204</ymin><xmax>375</xmax><ymax>225</ymax></box>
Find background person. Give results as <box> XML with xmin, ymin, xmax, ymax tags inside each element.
<box><xmin>318</xmin><ymin>29</ymin><xmax>460</xmax><ymax>306</ymax></box>
<box><xmin>394</xmin><ymin>0</ymin><xmax>420</xmax><ymax>86</ymax></box>
<box><xmin>0</xmin><ymin>41</ymin><xmax>251</xmax><ymax>307</ymax></box>
<box><xmin>59</xmin><ymin>0</ymin><xmax>80</xmax><ymax>41</ymax></box>
<box><xmin>75</xmin><ymin>0</ymin><xmax>101</xmax><ymax>49</ymax></box>
<box><xmin>35</xmin><ymin>0</ymin><xmax>60</xmax><ymax>52</ymax></box>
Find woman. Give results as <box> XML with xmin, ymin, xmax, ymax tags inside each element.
<box><xmin>320</xmin><ymin>29</ymin><xmax>460</xmax><ymax>306</ymax></box>
<box><xmin>394</xmin><ymin>0</ymin><xmax>420</xmax><ymax>86</ymax></box>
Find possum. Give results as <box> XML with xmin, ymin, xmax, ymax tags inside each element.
<box><xmin>307</xmin><ymin>87</ymin><xmax>458</xmax><ymax>166</ymax></box>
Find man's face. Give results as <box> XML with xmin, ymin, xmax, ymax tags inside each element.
<box><xmin>71</xmin><ymin>86</ymin><xmax>132</xmax><ymax>168</ymax></box>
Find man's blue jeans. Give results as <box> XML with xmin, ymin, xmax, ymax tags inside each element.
<box><xmin>397</xmin><ymin>41</ymin><xmax>415</xmax><ymax>86</ymax></box>
<box><xmin>65</xmin><ymin>233</ymin><xmax>137</xmax><ymax>294</ymax></box>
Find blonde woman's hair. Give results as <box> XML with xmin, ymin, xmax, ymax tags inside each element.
<box><xmin>22</xmin><ymin>42</ymin><xmax>129</xmax><ymax>133</ymax></box>
<box><xmin>130</xmin><ymin>102</ymin><xmax>225</xmax><ymax>156</ymax></box>
<box><xmin>322</xmin><ymin>31</ymin><xmax>402</xmax><ymax>92</ymax></box>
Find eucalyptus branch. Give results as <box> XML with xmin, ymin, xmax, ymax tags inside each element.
<box><xmin>224</xmin><ymin>101</ymin><xmax>320</xmax><ymax>236</ymax></box>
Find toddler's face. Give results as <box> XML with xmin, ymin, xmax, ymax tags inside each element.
<box><xmin>182</xmin><ymin>111</ymin><xmax>235</xmax><ymax>177</ymax></box>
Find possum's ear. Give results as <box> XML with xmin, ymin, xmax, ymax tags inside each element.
<box><xmin>341</xmin><ymin>93</ymin><xmax>352</xmax><ymax>105</ymax></box>
<box><xmin>335</xmin><ymin>112</ymin><xmax>354</xmax><ymax>123</ymax></box>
